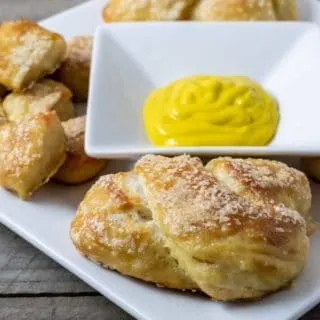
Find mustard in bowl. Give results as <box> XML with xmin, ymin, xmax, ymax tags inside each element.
<box><xmin>143</xmin><ymin>75</ymin><xmax>279</xmax><ymax>147</ymax></box>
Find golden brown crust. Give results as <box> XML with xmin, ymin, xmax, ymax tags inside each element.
<box><xmin>103</xmin><ymin>0</ymin><xmax>196</xmax><ymax>22</ymax></box>
<box><xmin>135</xmin><ymin>155</ymin><xmax>308</xmax><ymax>300</ymax></box>
<box><xmin>0</xmin><ymin>104</ymin><xmax>8</xmax><ymax>126</ymax></box>
<box><xmin>102</xmin><ymin>0</ymin><xmax>297</xmax><ymax>22</ymax></box>
<box><xmin>191</xmin><ymin>0</ymin><xmax>274</xmax><ymax>20</ymax></box>
<box><xmin>54</xmin><ymin>36</ymin><xmax>92</xmax><ymax>102</ymax></box>
<box><xmin>274</xmin><ymin>0</ymin><xmax>298</xmax><ymax>20</ymax></box>
<box><xmin>0</xmin><ymin>111</ymin><xmax>66</xmax><ymax>199</ymax></box>
<box><xmin>70</xmin><ymin>172</ymin><xmax>196</xmax><ymax>289</ymax></box>
<box><xmin>71</xmin><ymin>154</ymin><xmax>310</xmax><ymax>301</ymax></box>
<box><xmin>136</xmin><ymin>155</ymin><xmax>305</xmax><ymax>236</ymax></box>
<box><xmin>0</xmin><ymin>20</ymin><xmax>66</xmax><ymax>91</ymax></box>
<box><xmin>206</xmin><ymin>157</ymin><xmax>317</xmax><ymax>235</ymax></box>
<box><xmin>53</xmin><ymin>116</ymin><xmax>107</xmax><ymax>185</ymax></box>
<box><xmin>191</xmin><ymin>0</ymin><xmax>297</xmax><ymax>21</ymax></box>
<box><xmin>2</xmin><ymin>79</ymin><xmax>74</xmax><ymax>121</ymax></box>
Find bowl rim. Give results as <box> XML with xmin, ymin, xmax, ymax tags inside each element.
<box><xmin>86</xmin><ymin>20</ymin><xmax>320</xmax><ymax>159</ymax></box>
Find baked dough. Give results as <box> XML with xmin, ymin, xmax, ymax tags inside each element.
<box><xmin>206</xmin><ymin>157</ymin><xmax>317</xmax><ymax>235</ymax></box>
<box><xmin>274</xmin><ymin>0</ymin><xmax>298</xmax><ymax>20</ymax></box>
<box><xmin>301</xmin><ymin>158</ymin><xmax>320</xmax><ymax>181</ymax></box>
<box><xmin>54</xmin><ymin>116</ymin><xmax>107</xmax><ymax>184</ymax></box>
<box><xmin>70</xmin><ymin>171</ymin><xmax>196</xmax><ymax>289</ymax></box>
<box><xmin>54</xmin><ymin>36</ymin><xmax>93</xmax><ymax>102</ymax></box>
<box><xmin>2</xmin><ymin>79</ymin><xmax>74</xmax><ymax>121</ymax></box>
<box><xmin>0</xmin><ymin>20</ymin><xmax>66</xmax><ymax>91</ymax></box>
<box><xmin>103</xmin><ymin>0</ymin><xmax>195</xmax><ymax>22</ymax></box>
<box><xmin>191</xmin><ymin>0</ymin><xmax>297</xmax><ymax>21</ymax></box>
<box><xmin>71</xmin><ymin>155</ymin><xmax>309</xmax><ymax>300</ymax></box>
<box><xmin>2</xmin><ymin>79</ymin><xmax>75</xmax><ymax>121</ymax></box>
<box><xmin>102</xmin><ymin>0</ymin><xmax>297</xmax><ymax>22</ymax></box>
<box><xmin>0</xmin><ymin>111</ymin><xmax>66</xmax><ymax>199</ymax></box>
<box><xmin>0</xmin><ymin>105</ymin><xmax>7</xmax><ymax>126</ymax></box>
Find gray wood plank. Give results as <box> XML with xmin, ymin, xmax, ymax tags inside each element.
<box><xmin>0</xmin><ymin>296</ymin><xmax>133</xmax><ymax>320</ymax></box>
<box><xmin>0</xmin><ymin>0</ymin><xmax>87</xmax><ymax>21</ymax></box>
<box><xmin>0</xmin><ymin>224</ymin><xmax>93</xmax><ymax>294</ymax></box>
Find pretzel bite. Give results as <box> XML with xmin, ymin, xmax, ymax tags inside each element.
<box><xmin>191</xmin><ymin>0</ymin><xmax>297</xmax><ymax>21</ymax></box>
<box><xmin>54</xmin><ymin>36</ymin><xmax>92</xmax><ymax>102</ymax></box>
<box><xmin>2</xmin><ymin>79</ymin><xmax>74</xmax><ymax>121</ymax></box>
<box><xmin>54</xmin><ymin>116</ymin><xmax>107</xmax><ymax>184</ymax></box>
<box><xmin>135</xmin><ymin>155</ymin><xmax>308</xmax><ymax>300</ymax></box>
<box><xmin>0</xmin><ymin>111</ymin><xmax>66</xmax><ymax>199</ymax></box>
<box><xmin>102</xmin><ymin>0</ymin><xmax>195</xmax><ymax>22</ymax></box>
<box><xmin>102</xmin><ymin>0</ymin><xmax>297</xmax><ymax>22</ymax></box>
<box><xmin>0</xmin><ymin>20</ymin><xmax>66</xmax><ymax>91</ymax></box>
<box><xmin>206</xmin><ymin>157</ymin><xmax>317</xmax><ymax>235</ymax></box>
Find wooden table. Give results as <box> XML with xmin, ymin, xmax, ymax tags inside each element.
<box><xmin>0</xmin><ymin>1</ymin><xmax>319</xmax><ymax>319</ymax></box>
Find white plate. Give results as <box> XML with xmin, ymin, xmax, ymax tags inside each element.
<box><xmin>0</xmin><ymin>1</ymin><xmax>320</xmax><ymax>320</ymax></box>
<box><xmin>87</xmin><ymin>21</ymin><xmax>320</xmax><ymax>158</ymax></box>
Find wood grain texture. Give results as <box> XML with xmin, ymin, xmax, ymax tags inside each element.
<box><xmin>0</xmin><ymin>0</ymin><xmax>86</xmax><ymax>21</ymax></box>
<box><xmin>0</xmin><ymin>224</ymin><xmax>93</xmax><ymax>294</ymax></box>
<box><xmin>0</xmin><ymin>296</ymin><xmax>132</xmax><ymax>320</ymax></box>
<box><xmin>0</xmin><ymin>225</ymin><xmax>133</xmax><ymax>320</ymax></box>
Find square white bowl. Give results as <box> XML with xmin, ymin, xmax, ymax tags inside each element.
<box><xmin>86</xmin><ymin>22</ymin><xmax>320</xmax><ymax>158</ymax></box>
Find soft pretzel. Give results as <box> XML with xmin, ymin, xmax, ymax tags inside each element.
<box><xmin>0</xmin><ymin>104</ymin><xmax>7</xmax><ymax>126</ymax></box>
<box><xmin>206</xmin><ymin>157</ymin><xmax>317</xmax><ymax>235</ymax></box>
<box><xmin>0</xmin><ymin>111</ymin><xmax>66</xmax><ymax>199</ymax></box>
<box><xmin>103</xmin><ymin>0</ymin><xmax>195</xmax><ymax>22</ymax></box>
<box><xmin>190</xmin><ymin>0</ymin><xmax>297</xmax><ymax>21</ymax></box>
<box><xmin>274</xmin><ymin>0</ymin><xmax>298</xmax><ymax>20</ymax></box>
<box><xmin>54</xmin><ymin>36</ymin><xmax>93</xmax><ymax>102</ymax></box>
<box><xmin>53</xmin><ymin>116</ymin><xmax>107</xmax><ymax>185</ymax></box>
<box><xmin>71</xmin><ymin>170</ymin><xmax>196</xmax><ymax>289</ymax></box>
<box><xmin>2</xmin><ymin>79</ymin><xmax>75</xmax><ymax>122</ymax></box>
<box><xmin>102</xmin><ymin>0</ymin><xmax>297</xmax><ymax>22</ymax></box>
<box><xmin>0</xmin><ymin>20</ymin><xmax>66</xmax><ymax>91</ymax></box>
<box><xmin>71</xmin><ymin>155</ymin><xmax>312</xmax><ymax>300</ymax></box>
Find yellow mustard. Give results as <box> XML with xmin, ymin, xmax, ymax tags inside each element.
<box><xmin>143</xmin><ymin>75</ymin><xmax>279</xmax><ymax>146</ymax></box>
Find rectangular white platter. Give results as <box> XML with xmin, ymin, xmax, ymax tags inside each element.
<box><xmin>0</xmin><ymin>1</ymin><xmax>320</xmax><ymax>320</ymax></box>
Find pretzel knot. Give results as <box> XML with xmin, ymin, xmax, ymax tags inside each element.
<box><xmin>71</xmin><ymin>154</ymin><xmax>317</xmax><ymax>301</ymax></box>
